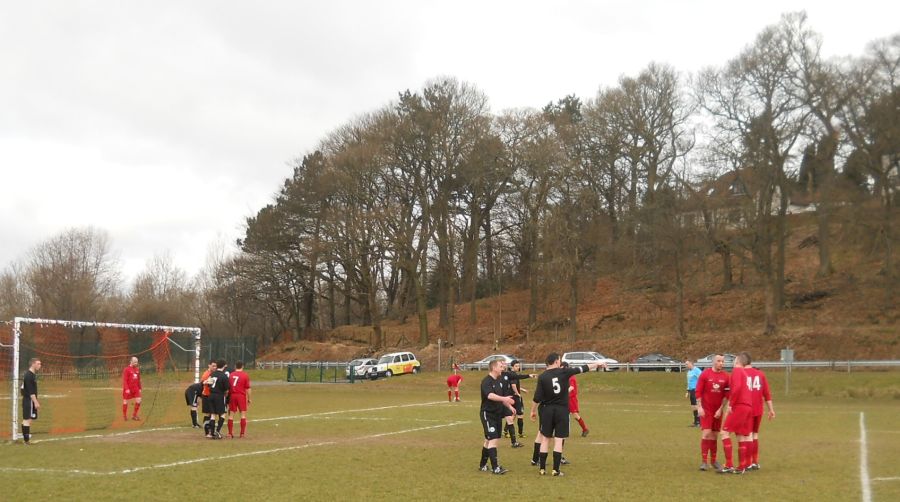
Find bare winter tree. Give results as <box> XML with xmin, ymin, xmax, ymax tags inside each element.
<box><xmin>696</xmin><ymin>15</ymin><xmax>810</xmax><ymax>335</ymax></box>
<box><xmin>24</xmin><ymin>227</ymin><xmax>120</xmax><ymax>320</ymax></box>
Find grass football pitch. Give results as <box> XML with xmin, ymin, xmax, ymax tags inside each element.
<box><xmin>1</xmin><ymin>369</ymin><xmax>898</xmax><ymax>501</ymax></box>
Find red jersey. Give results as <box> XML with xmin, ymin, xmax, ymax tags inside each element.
<box><xmin>727</xmin><ymin>366</ymin><xmax>752</xmax><ymax>408</ymax></box>
<box><xmin>122</xmin><ymin>365</ymin><xmax>141</xmax><ymax>392</ymax></box>
<box><xmin>744</xmin><ymin>367</ymin><xmax>771</xmax><ymax>416</ymax></box>
<box><xmin>446</xmin><ymin>374</ymin><xmax>462</xmax><ymax>387</ymax></box>
<box><xmin>695</xmin><ymin>368</ymin><xmax>729</xmax><ymax>411</ymax></box>
<box><xmin>568</xmin><ymin>376</ymin><xmax>579</xmax><ymax>404</ymax></box>
<box><xmin>229</xmin><ymin>370</ymin><xmax>251</xmax><ymax>396</ymax></box>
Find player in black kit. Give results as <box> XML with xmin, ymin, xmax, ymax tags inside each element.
<box><xmin>21</xmin><ymin>358</ymin><xmax>42</xmax><ymax>444</ymax></box>
<box><xmin>503</xmin><ymin>360</ymin><xmax>536</xmax><ymax>444</ymax></box>
<box><xmin>479</xmin><ymin>359</ymin><xmax>517</xmax><ymax>474</ymax></box>
<box><xmin>531</xmin><ymin>352</ymin><xmax>606</xmax><ymax>476</ymax></box>
<box><xmin>184</xmin><ymin>382</ymin><xmax>204</xmax><ymax>428</ymax></box>
<box><xmin>204</xmin><ymin>359</ymin><xmax>230</xmax><ymax>439</ymax></box>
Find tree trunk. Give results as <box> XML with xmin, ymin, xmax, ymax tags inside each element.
<box><xmin>568</xmin><ymin>268</ymin><xmax>578</xmax><ymax>343</ymax></box>
<box><xmin>675</xmin><ymin>246</ymin><xmax>686</xmax><ymax>339</ymax></box>
<box><xmin>775</xmin><ymin>187</ymin><xmax>788</xmax><ymax>310</ymax></box>
<box><xmin>816</xmin><ymin>205</ymin><xmax>834</xmax><ymax>277</ymax></box>
<box><xmin>718</xmin><ymin>241</ymin><xmax>734</xmax><ymax>291</ymax></box>
<box><xmin>416</xmin><ymin>255</ymin><xmax>430</xmax><ymax>346</ymax></box>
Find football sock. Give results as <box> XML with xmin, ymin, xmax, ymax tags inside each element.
<box><xmin>227</xmin><ymin>419</ymin><xmax>234</xmax><ymax>435</ymax></box>
<box><xmin>190</xmin><ymin>410</ymin><xmax>198</xmax><ymax>426</ymax></box>
<box><xmin>753</xmin><ymin>439</ymin><xmax>759</xmax><ymax>463</ymax></box>
<box><xmin>709</xmin><ymin>439</ymin><xmax>718</xmax><ymax>463</ymax></box>
<box><xmin>488</xmin><ymin>447</ymin><xmax>498</xmax><ymax>469</ymax></box>
<box><xmin>722</xmin><ymin>438</ymin><xmax>733</xmax><ymax>467</ymax></box>
<box><xmin>576</xmin><ymin>417</ymin><xmax>587</xmax><ymax>432</ymax></box>
<box><xmin>133</xmin><ymin>403</ymin><xmax>141</xmax><ymax>417</ymax></box>
<box><xmin>122</xmin><ymin>404</ymin><xmax>128</xmax><ymax>418</ymax></box>
<box><xmin>553</xmin><ymin>451</ymin><xmax>562</xmax><ymax>471</ymax></box>
<box><xmin>454</xmin><ymin>391</ymin><xmax>460</xmax><ymax>400</ymax></box>
<box><xmin>517</xmin><ymin>418</ymin><xmax>524</xmax><ymax>436</ymax></box>
<box><xmin>22</xmin><ymin>425</ymin><xmax>30</xmax><ymax>442</ymax></box>
<box><xmin>693</xmin><ymin>410</ymin><xmax>699</xmax><ymax>424</ymax></box>
<box><xmin>448</xmin><ymin>390</ymin><xmax>452</xmax><ymax>402</ymax></box>
<box><xmin>480</xmin><ymin>447</ymin><xmax>489</xmax><ymax>468</ymax></box>
<box><xmin>240</xmin><ymin>418</ymin><xmax>247</xmax><ymax>435</ymax></box>
<box><xmin>738</xmin><ymin>441</ymin><xmax>750</xmax><ymax>470</ymax></box>
<box><xmin>539</xmin><ymin>452</ymin><xmax>548</xmax><ymax>470</ymax></box>
<box><xmin>701</xmin><ymin>438</ymin><xmax>709</xmax><ymax>463</ymax></box>
<box><xmin>217</xmin><ymin>417</ymin><xmax>225</xmax><ymax>432</ymax></box>
<box><xmin>532</xmin><ymin>442</ymin><xmax>541</xmax><ymax>463</ymax></box>
<box><xmin>508</xmin><ymin>425</ymin><xmax>517</xmax><ymax>444</ymax></box>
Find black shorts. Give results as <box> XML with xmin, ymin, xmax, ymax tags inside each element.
<box><xmin>502</xmin><ymin>405</ymin><xmax>514</xmax><ymax>418</ymax></box>
<box><xmin>480</xmin><ymin>410</ymin><xmax>502</xmax><ymax>440</ymax></box>
<box><xmin>209</xmin><ymin>394</ymin><xmax>227</xmax><ymax>415</ymax></box>
<box><xmin>688</xmin><ymin>389</ymin><xmax>697</xmax><ymax>406</ymax></box>
<box><xmin>539</xmin><ymin>404</ymin><xmax>570</xmax><ymax>438</ymax></box>
<box><xmin>513</xmin><ymin>395</ymin><xmax>524</xmax><ymax>415</ymax></box>
<box><xmin>22</xmin><ymin>398</ymin><xmax>38</xmax><ymax>421</ymax></box>
<box><xmin>185</xmin><ymin>388</ymin><xmax>201</xmax><ymax>407</ymax></box>
<box><xmin>201</xmin><ymin>395</ymin><xmax>212</xmax><ymax>414</ymax></box>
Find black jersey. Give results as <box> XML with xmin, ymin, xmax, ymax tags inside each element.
<box><xmin>533</xmin><ymin>365</ymin><xmax>589</xmax><ymax>407</ymax></box>
<box><xmin>498</xmin><ymin>371</ymin><xmax>515</xmax><ymax>397</ymax></box>
<box><xmin>480</xmin><ymin>374</ymin><xmax>506</xmax><ymax>414</ymax></box>
<box><xmin>185</xmin><ymin>382</ymin><xmax>203</xmax><ymax>397</ymax></box>
<box><xmin>504</xmin><ymin>370</ymin><xmax>528</xmax><ymax>395</ymax></box>
<box><xmin>22</xmin><ymin>369</ymin><xmax>38</xmax><ymax>398</ymax></box>
<box><xmin>208</xmin><ymin>370</ymin><xmax>230</xmax><ymax>395</ymax></box>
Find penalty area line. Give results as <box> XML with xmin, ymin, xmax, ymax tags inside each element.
<box><xmin>0</xmin><ymin>420</ymin><xmax>470</xmax><ymax>476</ymax></box>
<box><xmin>28</xmin><ymin>400</ymin><xmax>448</xmax><ymax>444</ymax></box>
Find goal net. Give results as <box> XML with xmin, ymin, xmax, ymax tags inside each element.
<box><xmin>1</xmin><ymin>317</ymin><xmax>200</xmax><ymax>441</ymax></box>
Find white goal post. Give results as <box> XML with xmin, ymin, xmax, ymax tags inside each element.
<box><xmin>8</xmin><ymin>317</ymin><xmax>201</xmax><ymax>441</ymax></box>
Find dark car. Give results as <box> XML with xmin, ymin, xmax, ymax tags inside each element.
<box><xmin>631</xmin><ymin>353</ymin><xmax>682</xmax><ymax>372</ymax></box>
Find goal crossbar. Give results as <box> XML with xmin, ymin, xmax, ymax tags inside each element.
<box><xmin>9</xmin><ymin>317</ymin><xmax>202</xmax><ymax>441</ymax></box>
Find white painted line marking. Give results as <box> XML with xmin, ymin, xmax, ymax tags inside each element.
<box><xmin>590</xmin><ymin>442</ymin><xmax>618</xmax><ymax>445</ymax></box>
<box><xmin>872</xmin><ymin>477</ymin><xmax>900</xmax><ymax>482</ymax></box>
<box><xmin>28</xmin><ymin>400</ymin><xmax>447</xmax><ymax>444</ymax></box>
<box><xmin>0</xmin><ymin>420</ymin><xmax>469</xmax><ymax>476</ymax></box>
<box><xmin>860</xmin><ymin>412</ymin><xmax>872</xmax><ymax>502</ymax></box>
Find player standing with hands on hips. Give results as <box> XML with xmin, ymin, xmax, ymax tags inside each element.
<box><xmin>122</xmin><ymin>356</ymin><xmax>142</xmax><ymax>421</ymax></box>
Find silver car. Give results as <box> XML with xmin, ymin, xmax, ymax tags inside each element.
<box><xmin>561</xmin><ymin>351</ymin><xmax>618</xmax><ymax>371</ymax></box>
<box><xmin>345</xmin><ymin>358</ymin><xmax>378</xmax><ymax>378</ymax></box>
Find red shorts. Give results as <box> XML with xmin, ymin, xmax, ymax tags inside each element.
<box><xmin>723</xmin><ymin>405</ymin><xmax>753</xmax><ymax>436</ymax></box>
<box><xmin>751</xmin><ymin>414</ymin><xmax>762</xmax><ymax>434</ymax></box>
<box><xmin>700</xmin><ymin>407</ymin><xmax>723</xmax><ymax>431</ymax></box>
<box><xmin>123</xmin><ymin>388</ymin><xmax>141</xmax><ymax>400</ymax></box>
<box><xmin>568</xmin><ymin>398</ymin><xmax>579</xmax><ymax>413</ymax></box>
<box><xmin>229</xmin><ymin>394</ymin><xmax>248</xmax><ymax>412</ymax></box>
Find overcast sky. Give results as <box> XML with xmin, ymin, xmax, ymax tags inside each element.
<box><xmin>2</xmin><ymin>1</ymin><xmax>897</xmax><ymax>285</ymax></box>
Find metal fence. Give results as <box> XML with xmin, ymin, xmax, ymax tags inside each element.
<box><xmin>259</xmin><ymin>359</ymin><xmax>900</xmax><ymax>375</ymax></box>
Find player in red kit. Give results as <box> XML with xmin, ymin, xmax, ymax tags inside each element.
<box><xmin>227</xmin><ymin>361</ymin><xmax>252</xmax><ymax>438</ymax></box>
<box><xmin>447</xmin><ymin>365</ymin><xmax>463</xmax><ymax>402</ymax></box>
<box><xmin>122</xmin><ymin>356</ymin><xmax>142</xmax><ymax>421</ymax></box>
<box><xmin>744</xmin><ymin>357</ymin><xmax>775</xmax><ymax>470</ymax></box>
<box><xmin>695</xmin><ymin>353</ymin><xmax>729</xmax><ymax>471</ymax></box>
<box><xmin>719</xmin><ymin>352</ymin><xmax>754</xmax><ymax>474</ymax></box>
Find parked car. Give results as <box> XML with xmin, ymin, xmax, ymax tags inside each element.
<box><xmin>468</xmin><ymin>354</ymin><xmax>518</xmax><ymax>370</ymax></box>
<box><xmin>696</xmin><ymin>353</ymin><xmax>737</xmax><ymax>368</ymax></box>
<box><xmin>345</xmin><ymin>358</ymin><xmax>378</xmax><ymax>378</ymax></box>
<box><xmin>631</xmin><ymin>353</ymin><xmax>682</xmax><ymax>372</ymax></box>
<box><xmin>367</xmin><ymin>351</ymin><xmax>421</xmax><ymax>379</ymax></box>
<box><xmin>561</xmin><ymin>351</ymin><xmax>618</xmax><ymax>371</ymax></box>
